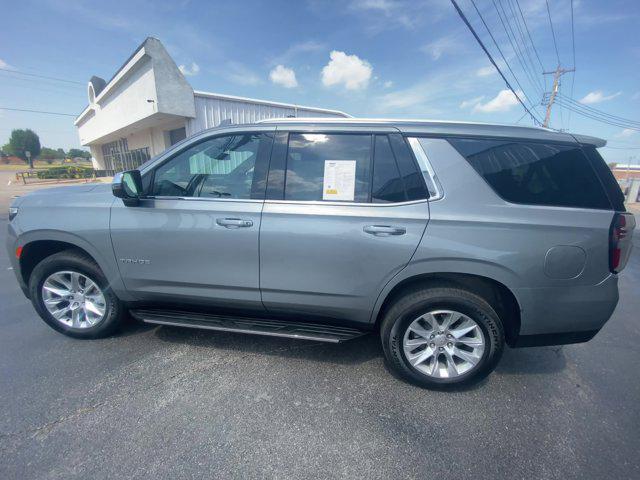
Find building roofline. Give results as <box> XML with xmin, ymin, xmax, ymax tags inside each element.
<box><xmin>611</xmin><ymin>164</ymin><xmax>640</xmax><ymax>169</ymax></box>
<box><xmin>75</xmin><ymin>37</ymin><xmax>159</xmax><ymax>125</ymax></box>
<box><xmin>193</xmin><ymin>90</ymin><xmax>351</xmax><ymax>117</ymax></box>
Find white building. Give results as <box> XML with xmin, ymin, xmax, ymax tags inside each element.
<box><xmin>75</xmin><ymin>37</ymin><xmax>349</xmax><ymax>171</ymax></box>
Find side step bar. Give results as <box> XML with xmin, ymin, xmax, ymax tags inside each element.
<box><xmin>130</xmin><ymin>309</ymin><xmax>367</xmax><ymax>343</ymax></box>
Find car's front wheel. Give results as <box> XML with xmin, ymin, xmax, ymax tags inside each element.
<box><xmin>29</xmin><ymin>250</ymin><xmax>125</xmax><ymax>338</ymax></box>
<box><xmin>381</xmin><ymin>286</ymin><xmax>505</xmax><ymax>389</ymax></box>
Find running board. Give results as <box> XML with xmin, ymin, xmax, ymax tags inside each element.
<box><xmin>130</xmin><ymin>309</ymin><xmax>367</xmax><ymax>343</ymax></box>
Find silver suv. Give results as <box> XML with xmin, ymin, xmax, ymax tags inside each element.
<box><xmin>6</xmin><ymin>119</ymin><xmax>635</xmax><ymax>388</ymax></box>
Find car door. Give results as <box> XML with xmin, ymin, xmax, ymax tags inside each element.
<box><xmin>110</xmin><ymin>128</ymin><xmax>273</xmax><ymax>312</ymax></box>
<box><xmin>259</xmin><ymin>127</ymin><xmax>431</xmax><ymax>325</ymax></box>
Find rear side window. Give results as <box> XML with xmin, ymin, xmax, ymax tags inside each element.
<box><xmin>372</xmin><ymin>135</ymin><xmax>406</xmax><ymax>203</ymax></box>
<box><xmin>449</xmin><ymin>138</ymin><xmax>612</xmax><ymax>210</ymax></box>
<box><xmin>388</xmin><ymin>134</ymin><xmax>429</xmax><ymax>201</ymax></box>
<box><xmin>284</xmin><ymin>133</ymin><xmax>371</xmax><ymax>202</ymax></box>
<box><xmin>581</xmin><ymin>146</ymin><xmax>626</xmax><ymax>211</ymax></box>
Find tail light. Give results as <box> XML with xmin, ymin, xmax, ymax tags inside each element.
<box><xmin>610</xmin><ymin>213</ymin><xmax>635</xmax><ymax>273</ymax></box>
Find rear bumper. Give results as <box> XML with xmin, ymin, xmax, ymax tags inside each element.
<box><xmin>513</xmin><ymin>274</ymin><xmax>619</xmax><ymax>344</ymax></box>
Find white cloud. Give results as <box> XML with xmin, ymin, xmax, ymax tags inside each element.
<box><xmin>579</xmin><ymin>90</ymin><xmax>622</xmax><ymax>104</ymax></box>
<box><xmin>178</xmin><ymin>62</ymin><xmax>200</xmax><ymax>76</ymax></box>
<box><xmin>459</xmin><ymin>96</ymin><xmax>485</xmax><ymax>109</ymax></box>
<box><xmin>269</xmin><ymin>65</ymin><xmax>298</xmax><ymax>88</ymax></box>
<box><xmin>0</xmin><ymin>58</ymin><xmax>11</xmax><ymax>69</ymax></box>
<box><xmin>321</xmin><ymin>51</ymin><xmax>372</xmax><ymax>90</ymax></box>
<box><xmin>421</xmin><ymin>35</ymin><xmax>460</xmax><ymax>60</ymax></box>
<box><xmin>614</xmin><ymin>128</ymin><xmax>637</xmax><ymax>139</ymax></box>
<box><xmin>473</xmin><ymin>89</ymin><xmax>524</xmax><ymax>113</ymax></box>
<box><xmin>383</xmin><ymin>80</ymin><xmax>394</xmax><ymax>88</ymax></box>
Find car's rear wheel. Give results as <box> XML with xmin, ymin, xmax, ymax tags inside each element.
<box><xmin>381</xmin><ymin>286</ymin><xmax>504</xmax><ymax>389</ymax></box>
<box><xmin>29</xmin><ymin>250</ymin><xmax>125</xmax><ymax>338</ymax></box>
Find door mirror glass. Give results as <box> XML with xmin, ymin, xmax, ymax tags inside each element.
<box><xmin>112</xmin><ymin>170</ymin><xmax>143</xmax><ymax>205</ymax></box>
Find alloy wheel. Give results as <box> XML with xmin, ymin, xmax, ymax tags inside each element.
<box><xmin>41</xmin><ymin>271</ymin><xmax>107</xmax><ymax>329</ymax></box>
<box><xmin>402</xmin><ymin>309</ymin><xmax>486</xmax><ymax>379</ymax></box>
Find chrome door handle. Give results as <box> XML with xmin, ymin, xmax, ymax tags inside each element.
<box><xmin>216</xmin><ymin>218</ymin><xmax>253</xmax><ymax>228</ymax></box>
<box><xmin>363</xmin><ymin>225</ymin><xmax>406</xmax><ymax>236</ymax></box>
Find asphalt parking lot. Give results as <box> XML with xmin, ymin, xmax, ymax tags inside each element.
<box><xmin>1</xmin><ymin>177</ymin><xmax>639</xmax><ymax>479</ymax></box>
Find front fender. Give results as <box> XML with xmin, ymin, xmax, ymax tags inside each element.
<box><xmin>14</xmin><ymin>229</ymin><xmax>133</xmax><ymax>301</ymax></box>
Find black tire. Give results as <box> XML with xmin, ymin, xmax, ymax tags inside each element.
<box><xmin>28</xmin><ymin>249</ymin><xmax>125</xmax><ymax>339</ymax></box>
<box><xmin>380</xmin><ymin>286</ymin><xmax>504</xmax><ymax>389</ymax></box>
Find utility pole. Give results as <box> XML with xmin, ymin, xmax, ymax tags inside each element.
<box><xmin>542</xmin><ymin>66</ymin><xmax>575</xmax><ymax>128</ymax></box>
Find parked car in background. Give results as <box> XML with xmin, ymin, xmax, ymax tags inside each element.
<box><xmin>6</xmin><ymin>119</ymin><xmax>634</xmax><ymax>388</ymax></box>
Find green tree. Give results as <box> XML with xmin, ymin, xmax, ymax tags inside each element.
<box><xmin>4</xmin><ymin>129</ymin><xmax>41</xmax><ymax>168</ymax></box>
<box><xmin>39</xmin><ymin>147</ymin><xmax>65</xmax><ymax>164</ymax></box>
<box><xmin>68</xmin><ymin>148</ymin><xmax>92</xmax><ymax>160</ymax></box>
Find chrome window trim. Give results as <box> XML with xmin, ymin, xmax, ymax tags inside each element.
<box><xmin>143</xmin><ymin>196</ymin><xmax>427</xmax><ymax>207</ymax></box>
<box><xmin>143</xmin><ymin>196</ymin><xmax>264</xmax><ymax>204</ymax></box>
<box><xmin>407</xmin><ymin>137</ymin><xmax>444</xmax><ymax>201</ymax></box>
<box><xmin>264</xmin><ymin>198</ymin><xmax>428</xmax><ymax>208</ymax></box>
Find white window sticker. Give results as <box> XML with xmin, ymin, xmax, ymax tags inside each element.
<box><xmin>323</xmin><ymin>160</ymin><xmax>356</xmax><ymax>201</ymax></box>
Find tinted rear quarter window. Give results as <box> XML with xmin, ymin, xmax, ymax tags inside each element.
<box><xmin>372</xmin><ymin>135</ymin><xmax>407</xmax><ymax>203</ymax></box>
<box><xmin>449</xmin><ymin>138</ymin><xmax>612</xmax><ymax>210</ymax></box>
<box><xmin>581</xmin><ymin>146</ymin><xmax>626</xmax><ymax>211</ymax></box>
<box><xmin>388</xmin><ymin>134</ymin><xmax>428</xmax><ymax>201</ymax></box>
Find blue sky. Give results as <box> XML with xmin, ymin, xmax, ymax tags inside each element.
<box><xmin>1</xmin><ymin>0</ymin><xmax>639</xmax><ymax>163</ymax></box>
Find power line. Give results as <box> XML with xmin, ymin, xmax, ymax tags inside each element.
<box><xmin>554</xmin><ymin>99</ymin><xmax>640</xmax><ymax>131</ymax></box>
<box><xmin>450</xmin><ymin>0</ymin><xmax>542</xmax><ymax>125</ymax></box>
<box><xmin>555</xmin><ymin>100</ymin><xmax>640</xmax><ymax>130</ymax></box>
<box><xmin>469</xmin><ymin>0</ymin><xmax>540</xmax><ymax>111</ymax></box>
<box><xmin>0</xmin><ymin>67</ymin><xmax>85</xmax><ymax>85</ymax></box>
<box><xmin>0</xmin><ymin>107</ymin><xmax>78</xmax><ymax>117</ymax></box>
<box><xmin>568</xmin><ymin>0</ymin><xmax>576</xmax><ymax>127</ymax></box>
<box><xmin>545</xmin><ymin>0</ymin><xmax>561</xmax><ymax>65</ymax></box>
<box><xmin>556</xmin><ymin>94</ymin><xmax>640</xmax><ymax>126</ymax></box>
<box><xmin>492</xmin><ymin>0</ymin><xmax>544</xmax><ymax>97</ymax></box>
<box><xmin>0</xmin><ymin>71</ymin><xmax>81</xmax><ymax>92</ymax></box>
<box><xmin>0</xmin><ymin>75</ymin><xmax>85</xmax><ymax>97</ymax></box>
<box><xmin>514</xmin><ymin>0</ymin><xmax>546</xmax><ymax>78</ymax></box>
<box><xmin>504</xmin><ymin>0</ymin><xmax>544</xmax><ymax>93</ymax></box>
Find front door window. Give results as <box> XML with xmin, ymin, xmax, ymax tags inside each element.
<box><xmin>152</xmin><ymin>133</ymin><xmax>267</xmax><ymax>199</ymax></box>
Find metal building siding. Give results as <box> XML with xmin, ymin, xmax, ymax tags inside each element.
<box><xmin>186</xmin><ymin>94</ymin><xmax>344</xmax><ymax>136</ymax></box>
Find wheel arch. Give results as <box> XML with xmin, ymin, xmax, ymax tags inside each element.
<box><xmin>20</xmin><ymin>240</ymin><xmax>98</xmax><ymax>287</ymax></box>
<box><xmin>16</xmin><ymin>230</ymin><xmax>128</xmax><ymax>299</ymax></box>
<box><xmin>374</xmin><ymin>272</ymin><xmax>522</xmax><ymax>347</ymax></box>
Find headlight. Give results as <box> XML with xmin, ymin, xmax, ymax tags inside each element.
<box><xmin>8</xmin><ymin>206</ymin><xmax>18</xmax><ymax>221</ymax></box>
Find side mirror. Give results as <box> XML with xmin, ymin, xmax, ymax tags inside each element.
<box><xmin>112</xmin><ymin>170</ymin><xmax>143</xmax><ymax>206</ymax></box>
